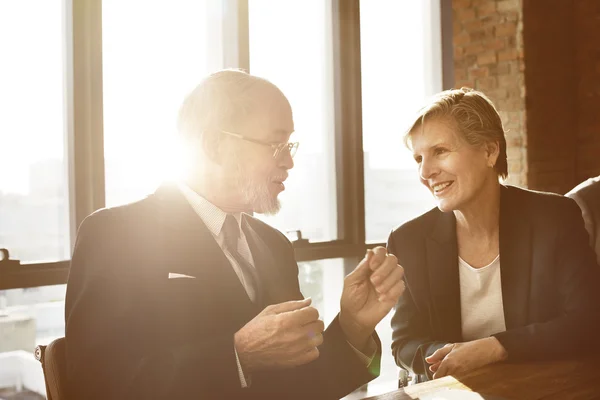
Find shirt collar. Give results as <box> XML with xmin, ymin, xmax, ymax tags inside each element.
<box><xmin>178</xmin><ymin>183</ymin><xmax>243</xmax><ymax>237</ymax></box>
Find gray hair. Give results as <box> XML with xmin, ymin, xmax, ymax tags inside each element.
<box><xmin>405</xmin><ymin>87</ymin><xmax>508</xmax><ymax>179</ymax></box>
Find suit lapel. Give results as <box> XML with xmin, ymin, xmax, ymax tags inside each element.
<box><xmin>242</xmin><ymin>217</ymin><xmax>302</xmax><ymax>306</ymax></box>
<box><xmin>499</xmin><ymin>186</ymin><xmax>532</xmax><ymax>329</ymax></box>
<box><xmin>153</xmin><ymin>184</ymin><xmax>257</xmax><ymax>319</ymax></box>
<box><xmin>426</xmin><ymin>211</ymin><xmax>462</xmax><ymax>342</ymax></box>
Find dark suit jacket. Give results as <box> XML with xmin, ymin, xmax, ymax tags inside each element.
<box><xmin>65</xmin><ymin>184</ymin><xmax>380</xmax><ymax>400</ymax></box>
<box><xmin>388</xmin><ymin>185</ymin><xmax>600</xmax><ymax>381</ymax></box>
<box><xmin>567</xmin><ymin>175</ymin><xmax>600</xmax><ymax>265</ymax></box>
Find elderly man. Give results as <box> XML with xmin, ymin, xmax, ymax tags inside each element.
<box><xmin>567</xmin><ymin>175</ymin><xmax>600</xmax><ymax>265</ymax></box>
<box><xmin>64</xmin><ymin>70</ymin><xmax>405</xmax><ymax>399</ymax></box>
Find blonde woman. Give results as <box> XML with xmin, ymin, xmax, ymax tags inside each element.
<box><xmin>389</xmin><ymin>88</ymin><xmax>600</xmax><ymax>382</ymax></box>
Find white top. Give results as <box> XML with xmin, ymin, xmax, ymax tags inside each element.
<box><xmin>459</xmin><ymin>255</ymin><xmax>507</xmax><ymax>342</ymax></box>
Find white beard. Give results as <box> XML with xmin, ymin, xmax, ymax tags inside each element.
<box><xmin>232</xmin><ymin>161</ymin><xmax>281</xmax><ymax>216</ymax></box>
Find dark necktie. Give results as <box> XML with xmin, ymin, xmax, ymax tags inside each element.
<box><xmin>222</xmin><ymin>214</ymin><xmax>262</xmax><ymax>304</ymax></box>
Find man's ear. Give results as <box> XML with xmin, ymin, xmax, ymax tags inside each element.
<box><xmin>201</xmin><ymin>131</ymin><xmax>223</xmax><ymax>164</ymax></box>
<box><xmin>486</xmin><ymin>141</ymin><xmax>500</xmax><ymax>168</ymax></box>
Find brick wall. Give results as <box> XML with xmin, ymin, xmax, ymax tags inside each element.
<box><xmin>452</xmin><ymin>0</ymin><xmax>527</xmax><ymax>187</ymax></box>
<box><xmin>452</xmin><ymin>0</ymin><xmax>600</xmax><ymax>193</ymax></box>
<box><xmin>574</xmin><ymin>1</ymin><xmax>600</xmax><ymax>184</ymax></box>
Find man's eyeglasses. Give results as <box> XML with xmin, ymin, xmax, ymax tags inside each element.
<box><xmin>220</xmin><ymin>130</ymin><xmax>299</xmax><ymax>159</ymax></box>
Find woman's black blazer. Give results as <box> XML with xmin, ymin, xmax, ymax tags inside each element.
<box><xmin>388</xmin><ymin>185</ymin><xmax>600</xmax><ymax>380</ymax></box>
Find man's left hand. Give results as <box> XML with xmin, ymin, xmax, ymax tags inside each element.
<box><xmin>426</xmin><ymin>337</ymin><xmax>508</xmax><ymax>379</ymax></box>
<box><xmin>339</xmin><ymin>247</ymin><xmax>405</xmax><ymax>350</ymax></box>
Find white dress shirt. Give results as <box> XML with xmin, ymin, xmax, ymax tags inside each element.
<box><xmin>179</xmin><ymin>184</ymin><xmax>259</xmax><ymax>302</ymax></box>
<box><xmin>178</xmin><ymin>184</ymin><xmax>375</xmax><ymax>388</ymax></box>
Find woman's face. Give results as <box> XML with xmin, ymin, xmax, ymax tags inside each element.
<box><xmin>410</xmin><ymin>118</ymin><xmax>499</xmax><ymax>213</ymax></box>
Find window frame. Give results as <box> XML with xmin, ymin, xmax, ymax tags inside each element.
<box><xmin>0</xmin><ymin>0</ymin><xmax>453</xmax><ymax>290</ymax></box>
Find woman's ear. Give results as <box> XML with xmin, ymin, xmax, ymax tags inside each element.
<box><xmin>486</xmin><ymin>141</ymin><xmax>500</xmax><ymax>168</ymax></box>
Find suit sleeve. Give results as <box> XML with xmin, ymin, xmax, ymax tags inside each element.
<box><xmin>493</xmin><ymin>199</ymin><xmax>600</xmax><ymax>361</ymax></box>
<box><xmin>248</xmin><ymin>315</ymin><xmax>381</xmax><ymax>400</ymax></box>
<box><xmin>388</xmin><ymin>233</ymin><xmax>448</xmax><ymax>378</ymax></box>
<box><xmin>65</xmin><ymin>213</ymin><xmax>246</xmax><ymax>400</ymax></box>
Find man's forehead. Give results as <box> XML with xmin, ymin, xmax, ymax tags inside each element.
<box><xmin>270</xmin><ymin>128</ymin><xmax>294</xmax><ymax>140</ymax></box>
<box><xmin>244</xmin><ymin>97</ymin><xmax>294</xmax><ymax>139</ymax></box>
<box><xmin>254</xmin><ymin>123</ymin><xmax>294</xmax><ymax>142</ymax></box>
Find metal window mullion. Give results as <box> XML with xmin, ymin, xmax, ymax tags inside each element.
<box><xmin>293</xmin><ymin>241</ymin><xmax>364</xmax><ymax>262</ymax></box>
<box><xmin>219</xmin><ymin>0</ymin><xmax>250</xmax><ymax>71</ymax></box>
<box><xmin>440</xmin><ymin>0</ymin><xmax>455</xmax><ymax>90</ymax></box>
<box><xmin>423</xmin><ymin>0</ymin><xmax>444</xmax><ymax>95</ymax></box>
<box><xmin>0</xmin><ymin>261</ymin><xmax>70</xmax><ymax>290</ymax></box>
<box><xmin>332</xmin><ymin>0</ymin><xmax>365</xmax><ymax>253</ymax></box>
<box><xmin>68</xmin><ymin>0</ymin><xmax>105</xmax><ymax>251</ymax></box>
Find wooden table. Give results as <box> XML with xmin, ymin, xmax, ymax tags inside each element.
<box><xmin>364</xmin><ymin>359</ymin><xmax>600</xmax><ymax>400</ymax></box>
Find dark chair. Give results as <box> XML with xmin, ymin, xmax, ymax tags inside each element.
<box><xmin>35</xmin><ymin>337</ymin><xmax>68</xmax><ymax>400</ymax></box>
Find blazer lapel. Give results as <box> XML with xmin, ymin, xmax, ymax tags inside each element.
<box><xmin>499</xmin><ymin>186</ymin><xmax>532</xmax><ymax>329</ymax></box>
<box><xmin>242</xmin><ymin>218</ymin><xmax>303</xmax><ymax>306</ymax></box>
<box><xmin>426</xmin><ymin>211</ymin><xmax>462</xmax><ymax>342</ymax></box>
<box><xmin>153</xmin><ymin>184</ymin><xmax>257</xmax><ymax>319</ymax></box>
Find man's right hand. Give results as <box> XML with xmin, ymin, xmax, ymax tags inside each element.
<box><xmin>234</xmin><ymin>298</ymin><xmax>324</xmax><ymax>373</ymax></box>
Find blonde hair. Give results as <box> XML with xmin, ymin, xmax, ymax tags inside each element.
<box><xmin>405</xmin><ymin>87</ymin><xmax>508</xmax><ymax>179</ymax></box>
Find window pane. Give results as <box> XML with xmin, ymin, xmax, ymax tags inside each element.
<box><xmin>341</xmin><ymin>310</ymin><xmax>401</xmax><ymax>400</ymax></box>
<box><xmin>361</xmin><ymin>0</ymin><xmax>438</xmax><ymax>243</ymax></box>
<box><xmin>298</xmin><ymin>259</ymin><xmax>400</xmax><ymax>399</ymax></box>
<box><xmin>102</xmin><ymin>1</ymin><xmax>213</xmax><ymax>207</ymax></box>
<box><xmin>249</xmin><ymin>0</ymin><xmax>338</xmax><ymax>242</ymax></box>
<box><xmin>0</xmin><ymin>284</ymin><xmax>66</xmax><ymax>398</ymax></box>
<box><xmin>297</xmin><ymin>258</ymin><xmax>344</xmax><ymax>326</ymax></box>
<box><xmin>368</xmin><ymin>311</ymin><xmax>400</xmax><ymax>396</ymax></box>
<box><xmin>0</xmin><ymin>0</ymin><xmax>70</xmax><ymax>263</ymax></box>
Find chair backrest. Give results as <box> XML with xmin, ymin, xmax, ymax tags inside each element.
<box><xmin>35</xmin><ymin>337</ymin><xmax>68</xmax><ymax>400</ymax></box>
